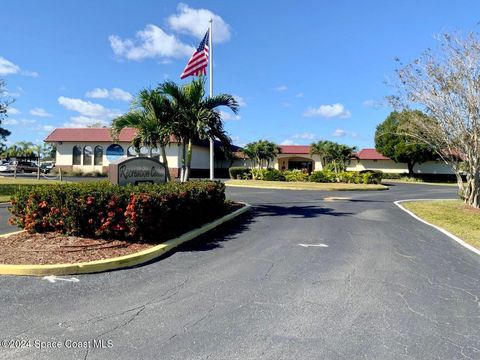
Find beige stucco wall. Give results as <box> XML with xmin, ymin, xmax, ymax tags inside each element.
<box><xmin>347</xmin><ymin>159</ymin><xmax>408</xmax><ymax>173</ymax></box>
<box><xmin>54</xmin><ymin>142</ymin><xmax>180</xmax><ymax>172</ymax></box>
<box><xmin>346</xmin><ymin>159</ymin><xmax>455</xmax><ymax>174</ymax></box>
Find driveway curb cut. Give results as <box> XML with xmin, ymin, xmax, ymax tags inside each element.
<box><xmin>0</xmin><ymin>203</ymin><xmax>251</xmax><ymax>276</ymax></box>
<box><xmin>394</xmin><ymin>199</ymin><xmax>480</xmax><ymax>257</ymax></box>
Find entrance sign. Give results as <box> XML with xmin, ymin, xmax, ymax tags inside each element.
<box><xmin>109</xmin><ymin>157</ymin><xmax>167</xmax><ymax>186</ymax></box>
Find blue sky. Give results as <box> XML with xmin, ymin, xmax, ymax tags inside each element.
<box><xmin>0</xmin><ymin>0</ymin><xmax>478</xmax><ymax>149</ymax></box>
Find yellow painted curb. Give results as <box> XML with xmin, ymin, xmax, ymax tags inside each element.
<box><xmin>0</xmin><ymin>203</ymin><xmax>251</xmax><ymax>276</ymax></box>
<box><xmin>225</xmin><ymin>183</ymin><xmax>387</xmax><ymax>191</ymax></box>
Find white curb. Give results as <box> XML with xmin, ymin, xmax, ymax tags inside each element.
<box><xmin>394</xmin><ymin>199</ymin><xmax>480</xmax><ymax>257</ymax></box>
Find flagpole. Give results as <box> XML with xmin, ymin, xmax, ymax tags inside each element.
<box><xmin>209</xmin><ymin>18</ymin><xmax>214</xmax><ymax>180</ymax></box>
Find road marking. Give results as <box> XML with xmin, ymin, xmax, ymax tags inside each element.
<box><xmin>298</xmin><ymin>243</ymin><xmax>328</xmax><ymax>248</ymax></box>
<box><xmin>394</xmin><ymin>199</ymin><xmax>480</xmax><ymax>257</ymax></box>
<box><xmin>324</xmin><ymin>197</ymin><xmax>351</xmax><ymax>202</ymax></box>
<box><xmin>43</xmin><ymin>275</ymin><xmax>80</xmax><ymax>283</ymax></box>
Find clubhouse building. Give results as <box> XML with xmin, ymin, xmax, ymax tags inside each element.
<box><xmin>45</xmin><ymin>127</ymin><xmax>454</xmax><ymax>178</ymax></box>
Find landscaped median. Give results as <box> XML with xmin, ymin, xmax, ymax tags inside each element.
<box><xmin>398</xmin><ymin>199</ymin><xmax>480</xmax><ymax>254</ymax></box>
<box><xmin>225</xmin><ymin>179</ymin><xmax>387</xmax><ymax>191</ymax></box>
<box><xmin>0</xmin><ymin>180</ymin><xmax>250</xmax><ymax>276</ymax></box>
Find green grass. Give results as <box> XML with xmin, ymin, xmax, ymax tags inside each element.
<box><xmin>0</xmin><ymin>177</ymin><xmax>61</xmax><ymax>203</ymax></box>
<box><xmin>402</xmin><ymin>200</ymin><xmax>480</xmax><ymax>250</ymax></box>
<box><xmin>225</xmin><ymin>179</ymin><xmax>387</xmax><ymax>191</ymax></box>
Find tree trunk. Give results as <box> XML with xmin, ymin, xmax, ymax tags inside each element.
<box><xmin>185</xmin><ymin>139</ymin><xmax>193</xmax><ymax>182</ymax></box>
<box><xmin>160</xmin><ymin>146</ymin><xmax>171</xmax><ymax>182</ymax></box>
<box><xmin>180</xmin><ymin>141</ymin><xmax>187</xmax><ymax>182</ymax></box>
<box><xmin>407</xmin><ymin>161</ymin><xmax>415</xmax><ymax>176</ymax></box>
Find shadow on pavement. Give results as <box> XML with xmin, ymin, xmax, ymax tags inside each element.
<box><xmin>175</xmin><ymin>211</ymin><xmax>255</xmax><ymax>252</ymax></box>
<box><xmin>253</xmin><ymin>204</ymin><xmax>353</xmax><ymax>218</ymax></box>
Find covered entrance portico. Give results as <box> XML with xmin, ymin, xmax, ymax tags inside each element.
<box><xmin>276</xmin><ymin>155</ymin><xmax>315</xmax><ymax>173</ymax></box>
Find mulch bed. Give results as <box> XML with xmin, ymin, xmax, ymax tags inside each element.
<box><xmin>0</xmin><ymin>202</ymin><xmax>244</xmax><ymax>265</ymax></box>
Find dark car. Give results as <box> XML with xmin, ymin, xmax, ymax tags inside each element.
<box><xmin>14</xmin><ymin>161</ymin><xmax>39</xmax><ymax>173</ymax></box>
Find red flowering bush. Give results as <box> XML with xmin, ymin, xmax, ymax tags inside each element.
<box><xmin>9</xmin><ymin>181</ymin><xmax>226</xmax><ymax>241</ymax></box>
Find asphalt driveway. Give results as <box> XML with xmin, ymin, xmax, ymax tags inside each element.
<box><xmin>0</xmin><ymin>183</ymin><xmax>478</xmax><ymax>360</ymax></box>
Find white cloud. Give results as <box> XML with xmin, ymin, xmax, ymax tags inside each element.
<box><xmin>296</xmin><ymin>92</ymin><xmax>304</xmax><ymax>98</ymax></box>
<box><xmin>30</xmin><ymin>107</ymin><xmax>53</xmax><ymax>117</ymax></box>
<box><xmin>85</xmin><ymin>88</ymin><xmax>109</xmax><ymax>99</ymax></box>
<box><xmin>332</xmin><ymin>128</ymin><xmax>347</xmax><ymax>137</ymax></box>
<box><xmin>220</xmin><ymin>110</ymin><xmax>241</xmax><ymax>121</ymax></box>
<box><xmin>275</xmin><ymin>85</ymin><xmax>288</xmax><ymax>92</ymax></box>
<box><xmin>58</xmin><ymin>96</ymin><xmax>121</xmax><ymax>127</ymax></box>
<box><xmin>303</xmin><ymin>103</ymin><xmax>351</xmax><ymax>118</ymax></box>
<box><xmin>63</xmin><ymin>116</ymin><xmax>109</xmax><ymax>128</ymax></box>
<box><xmin>280</xmin><ymin>139</ymin><xmax>298</xmax><ymax>145</ymax></box>
<box><xmin>233</xmin><ymin>95</ymin><xmax>246</xmax><ymax>107</ymax></box>
<box><xmin>109</xmin><ymin>25</ymin><xmax>194</xmax><ymax>61</ymax></box>
<box><xmin>292</xmin><ymin>132</ymin><xmax>315</xmax><ymax>140</ymax></box>
<box><xmin>7</xmin><ymin>107</ymin><xmax>20</xmax><ymax>115</ymax></box>
<box><xmin>168</xmin><ymin>3</ymin><xmax>231</xmax><ymax>43</ymax></box>
<box><xmin>85</xmin><ymin>87</ymin><xmax>133</xmax><ymax>102</ymax></box>
<box><xmin>41</xmin><ymin>125</ymin><xmax>55</xmax><ymax>132</ymax></box>
<box><xmin>332</xmin><ymin>128</ymin><xmax>358</xmax><ymax>138</ymax></box>
<box><xmin>0</xmin><ymin>57</ymin><xmax>38</xmax><ymax>77</ymax></box>
<box><xmin>281</xmin><ymin>102</ymin><xmax>292</xmax><ymax>108</ymax></box>
<box><xmin>21</xmin><ymin>70</ymin><xmax>39</xmax><ymax>78</ymax></box>
<box><xmin>3</xmin><ymin>118</ymin><xmax>18</xmax><ymax>125</ymax></box>
<box><xmin>3</xmin><ymin>118</ymin><xmax>36</xmax><ymax>126</ymax></box>
<box><xmin>0</xmin><ymin>57</ymin><xmax>20</xmax><ymax>75</ymax></box>
<box><xmin>110</xmin><ymin>88</ymin><xmax>133</xmax><ymax>102</ymax></box>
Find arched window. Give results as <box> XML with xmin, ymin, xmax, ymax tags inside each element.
<box><xmin>139</xmin><ymin>146</ymin><xmax>149</xmax><ymax>157</ymax></box>
<box><xmin>106</xmin><ymin>144</ymin><xmax>125</xmax><ymax>162</ymax></box>
<box><xmin>72</xmin><ymin>146</ymin><xmax>81</xmax><ymax>165</ymax></box>
<box><xmin>94</xmin><ymin>146</ymin><xmax>103</xmax><ymax>165</ymax></box>
<box><xmin>83</xmin><ymin>146</ymin><xmax>93</xmax><ymax>166</ymax></box>
<box><xmin>127</xmin><ymin>146</ymin><xmax>137</xmax><ymax>157</ymax></box>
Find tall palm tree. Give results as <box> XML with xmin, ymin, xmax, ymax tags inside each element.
<box><xmin>159</xmin><ymin>78</ymin><xmax>238</xmax><ymax>182</ymax></box>
<box><xmin>111</xmin><ymin>89</ymin><xmax>173</xmax><ymax>181</ymax></box>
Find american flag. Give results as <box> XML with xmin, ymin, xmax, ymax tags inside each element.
<box><xmin>180</xmin><ymin>30</ymin><xmax>209</xmax><ymax>79</ymax></box>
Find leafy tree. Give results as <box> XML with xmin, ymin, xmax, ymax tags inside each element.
<box><xmin>390</xmin><ymin>32</ymin><xmax>480</xmax><ymax>207</ymax></box>
<box><xmin>310</xmin><ymin>140</ymin><xmax>356</xmax><ymax>174</ymax></box>
<box><xmin>243</xmin><ymin>140</ymin><xmax>279</xmax><ymax>169</ymax></box>
<box><xmin>159</xmin><ymin>78</ymin><xmax>238</xmax><ymax>182</ymax></box>
<box><xmin>112</xmin><ymin>88</ymin><xmax>173</xmax><ymax>181</ymax></box>
<box><xmin>0</xmin><ymin>79</ymin><xmax>12</xmax><ymax>149</ymax></box>
<box><xmin>41</xmin><ymin>143</ymin><xmax>56</xmax><ymax>160</ymax></box>
<box><xmin>375</xmin><ymin>110</ymin><xmax>435</xmax><ymax>175</ymax></box>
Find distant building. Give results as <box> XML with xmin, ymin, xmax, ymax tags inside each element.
<box><xmin>272</xmin><ymin>146</ymin><xmax>454</xmax><ymax>175</ymax></box>
<box><xmin>45</xmin><ymin>128</ymin><xmax>242</xmax><ymax>178</ymax></box>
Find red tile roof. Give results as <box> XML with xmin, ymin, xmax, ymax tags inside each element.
<box><xmin>356</xmin><ymin>148</ymin><xmax>390</xmax><ymax>160</ymax></box>
<box><xmin>44</xmin><ymin>128</ymin><xmax>178</xmax><ymax>143</ymax></box>
<box><xmin>279</xmin><ymin>145</ymin><xmax>311</xmax><ymax>154</ymax></box>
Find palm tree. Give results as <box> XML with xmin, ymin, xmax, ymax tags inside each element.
<box><xmin>111</xmin><ymin>89</ymin><xmax>173</xmax><ymax>181</ymax></box>
<box><xmin>243</xmin><ymin>140</ymin><xmax>280</xmax><ymax>169</ymax></box>
<box><xmin>159</xmin><ymin>78</ymin><xmax>238</xmax><ymax>182</ymax></box>
<box><xmin>310</xmin><ymin>140</ymin><xmax>356</xmax><ymax>175</ymax></box>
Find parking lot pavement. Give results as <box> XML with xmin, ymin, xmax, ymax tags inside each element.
<box><xmin>0</xmin><ymin>183</ymin><xmax>479</xmax><ymax>360</ymax></box>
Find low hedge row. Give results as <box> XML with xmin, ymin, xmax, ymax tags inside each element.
<box><xmin>9</xmin><ymin>180</ymin><xmax>226</xmax><ymax>241</ymax></box>
<box><xmin>228</xmin><ymin>167</ymin><xmax>382</xmax><ymax>184</ymax></box>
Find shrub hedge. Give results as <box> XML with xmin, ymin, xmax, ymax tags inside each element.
<box><xmin>9</xmin><ymin>180</ymin><xmax>226</xmax><ymax>241</ymax></box>
<box><xmin>229</xmin><ymin>167</ymin><xmax>383</xmax><ymax>185</ymax></box>
<box><xmin>229</xmin><ymin>167</ymin><xmax>251</xmax><ymax>179</ymax></box>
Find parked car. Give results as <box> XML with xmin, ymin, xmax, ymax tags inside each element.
<box><xmin>39</xmin><ymin>163</ymin><xmax>54</xmax><ymax>174</ymax></box>
<box><xmin>0</xmin><ymin>161</ymin><xmax>39</xmax><ymax>173</ymax></box>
